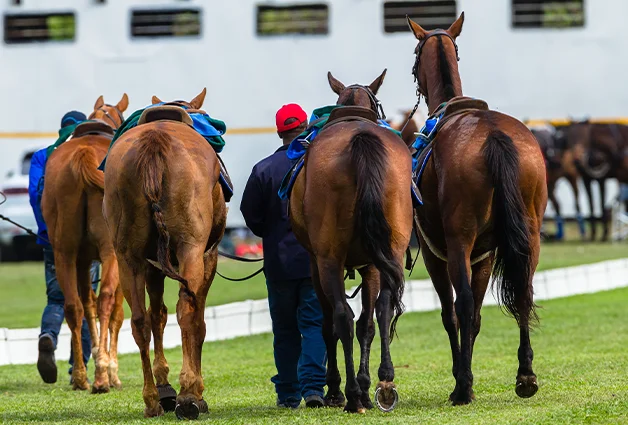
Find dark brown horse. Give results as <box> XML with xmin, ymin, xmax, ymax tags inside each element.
<box><xmin>565</xmin><ymin>121</ymin><xmax>628</xmax><ymax>240</ymax></box>
<box><xmin>42</xmin><ymin>94</ymin><xmax>128</xmax><ymax>391</ymax></box>
<box><xmin>103</xmin><ymin>89</ymin><xmax>227</xmax><ymax>419</ymax></box>
<box><xmin>407</xmin><ymin>14</ymin><xmax>547</xmax><ymax>404</ymax></box>
<box><xmin>290</xmin><ymin>71</ymin><xmax>413</xmax><ymax>413</ymax></box>
<box><xmin>530</xmin><ymin>125</ymin><xmax>584</xmax><ymax>240</ymax></box>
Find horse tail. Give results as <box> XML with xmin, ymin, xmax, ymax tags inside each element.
<box><xmin>135</xmin><ymin>129</ymin><xmax>192</xmax><ymax>295</ymax></box>
<box><xmin>482</xmin><ymin>130</ymin><xmax>537</xmax><ymax>326</ymax></box>
<box><xmin>350</xmin><ymin>131</ymin><xmax>405</xmax><ymax>340</ymax></box>
<box><xmin>69</xmin><ymin>146</ymin><xmax>104</xmax><ymax>190</ymax></box>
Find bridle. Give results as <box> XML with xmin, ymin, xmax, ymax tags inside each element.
<box><xmin>402</xmin><ymin>29</ymin><xmax>460</xmax><ymax>131</ymax></box>
<box><xmin>89</xmin><ymin>104</ymin><xmax>125</xmax><ymax>129</ymax></box>
<box><xmin>342</xmin><ymin>84</ymin><xmax>386</xmax><ymax>120</ymax></box>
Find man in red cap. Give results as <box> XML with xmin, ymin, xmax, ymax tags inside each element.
<box><xmin>241</xmin><ymin>104</ymin><xmax>326</xmax><ymax>409</ymax></box>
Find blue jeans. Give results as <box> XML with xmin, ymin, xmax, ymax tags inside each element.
<box><xmin>40</xmin><ymin>246</ymin><xmax>100</xmax><ymax>374</ymax></box>
<box><xmin>266</xmin><ymin>278</ymin><xmax>326</xmax><ymax>403</ymax></box>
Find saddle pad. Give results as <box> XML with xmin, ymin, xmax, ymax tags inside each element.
<box><xmin>278</xmin><ymin>157</ymin><xmax>305</xmax><ymax>200</ymax></box>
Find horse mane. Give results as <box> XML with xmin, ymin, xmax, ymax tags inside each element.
<box><xmin>437</xmin><ymin>36</ymin><xmax>456</xmax><ymax>101</ymax></box>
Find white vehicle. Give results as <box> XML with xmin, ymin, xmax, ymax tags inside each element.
<box><xmin>0</xmin><ymin>147</ymin><xmax>45</xmax><ymax>261</ymax></box>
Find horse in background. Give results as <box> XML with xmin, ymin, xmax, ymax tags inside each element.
<box><xmin>565</xmin><ymin>120</ymin><xmax>628</xmax><ymax>241</ymax></box>
<box><xmin>103</xmin><ymin>89</ymin><xmax>227</xmax><ymax>419</ymax></box>
<box><xmin>407</xmin><ymin>13</ymin><xmax>547</xmax><ymax>404</ymax></box>
<box><xmin>289</xmin><ymin>70</ymin><xmax>413</xmax><ymax>413</ymax></box>
<box><xmin>42</xmin><ymin>94</ymin><xmax>128</xmax><ymax>392</ymax></box>
<box><xmin>391</xmin><ymin>109</ymin><xmax>423</xmax><ymax>147</ymax></box>
<box><xmin>529</xmin><ymin>123</ymin><xmax>585</xmax><ymax>240</ymax></box>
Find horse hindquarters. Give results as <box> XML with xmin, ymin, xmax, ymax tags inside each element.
<box><xmin>482</xmin><ymin>130</ymin><xmax>540</xmax><ymax>398</ymax></box>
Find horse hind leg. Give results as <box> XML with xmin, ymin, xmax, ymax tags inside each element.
<box><xmin>319</xmin><ymin>258</ymin><xmax>364</xmax><ymax>413</ymax></box>
<box><xmin>356</xmin><ymin>265</ymin><xmax>377</xmax><ymax>410</ymax></box>
<box><xmin>175</xmin><ymin>246</ymin><xmax>211</xmax><ymax>420</ymax></box>
<box><xmin>446</xmin><ymin>244</ymin><xmax>475</xmax><ymax>405</ymax></box>
<box><xmin>515</xmin><ymin>230</ymin><xmax>540</xmax><ymax>399</ymax></box>
<box><xmin>92</xmin><ymin>253</ymin><xmax>118</xmax><ymax>393</ymax></box>
<box><xmin>146</xmin><ymin>265</ymin><xmax>177</xmax><ymax>412</ymax></box>
<box><xmin>107</xmin><ymin>282</ymin><xmax>124</xmax><ymax>389</ymax></box>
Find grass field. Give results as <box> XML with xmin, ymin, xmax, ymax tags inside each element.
<box><xmin>0</xmin><ymin>231</ymin><xmax>626</xmax><ymax>328</ymax></box>
<box><xmin>0</xmin><ymin>287</ymin><xmax>627</xmax><ymax>424</ymax></box>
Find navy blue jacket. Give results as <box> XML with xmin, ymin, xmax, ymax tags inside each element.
<box><xmin>240</xmin><ymin>145</ymin><xmax>311</xmax><ymax>282</ymax></box>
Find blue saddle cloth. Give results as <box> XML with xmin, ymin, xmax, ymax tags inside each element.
<box><xmin>279</xmin><ymin>106</ymin><xmax>401</xmax><ymax>200</ymax></box>
<box><xmin>410</xmin><ymin>108</ymin><xmax>444</xmax><ymax>206</ymax></box>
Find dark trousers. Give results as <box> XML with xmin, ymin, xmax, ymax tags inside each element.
<box><xmin>39</xmin><ymin>246</ymin><xmax>99</xmax><ymax>373</ymax></box>
<box><xmin>266</xmin><ymin>277</ymin><xmax>326</xmax><ymax>403</ymax></box>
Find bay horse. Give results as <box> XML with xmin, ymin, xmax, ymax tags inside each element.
<box><xmin>41</xmin><ymin>94</ymin><xmax>128</xmax><ymax>391</ymax></box>
<box><xmin>407</xmin><ymin>13</ymin><xmax>547</xmax><ymax>404</ymax></box>
<box><xmin>103</xmin><ymin>88</ymin><xmax>227</xmax><ymax>419</ymax></box>
<box><xmin>290</xmin><ymin>71</ymin><xmax>413</xmax><ymax>413</ymax></box>
<box><xmin>530</xmin><ymin>125</ymin><xmax>584</xmax><ymax>240</ymax></box>
<box><xmin>566</xmin><ymin>121</ymin><xmax>628</xmax><ymax>240</ymax></box>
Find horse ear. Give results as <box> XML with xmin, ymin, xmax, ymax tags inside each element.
<box><xmin>116</xmin><ymin>93</ymin><xmax>129</xmax><ymax>112</ymax></box>
<box><xmin>368</xmin><ymin>69</ymin><xmax>387</xmax><ymax>95</ymax></box>
<box><xmin>152</xmin><ymin>95</ymin><xmax>163</xmax><ymax>105</ymax></box>
<box><xmin>407</xmin><ymin>16</ymin><xmax>427</xmax><ymax>40</ymax></box>
<box><xmin>447</xmin><ymin>12</ymin><xmax>464</xmax><ymax>39</ymax></box>
<box><xmin>94</xmin><ymin>95</ymin><xmax>104</xmax><ymax>111</ymax></box>
<box><xmin>190</xmin><ymin>88</ymin><xmax>207</xmax><ymax>109</ymax></box>
<box><xmin>327</xmin><ymin>72</ymin><xmax>346</xmax><ymax>95</ymax></box>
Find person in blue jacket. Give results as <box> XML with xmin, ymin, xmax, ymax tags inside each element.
<box><xmin>28</xmin><ymin>110</ymin><xmax>100</xmax><ymax>384</ymax></box>
<box><xmin>240</xmin><ymin>104</ymin><xmax>327</xmax><ymax>408</ymax></box>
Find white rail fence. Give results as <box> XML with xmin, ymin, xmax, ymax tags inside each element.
<box><xmin>1</xmin><ymin>258</ymin><xmax>627</xmax><ymax>366</ymax></box>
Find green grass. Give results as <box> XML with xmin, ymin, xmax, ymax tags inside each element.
<box><xmin>1</xmin><ymin>288</ymin><xmax>627</xmax><ymax>424</ymax></box>
<box><xmin>1</xmin><ymin>230</ymin><xmax>627</xmax><ymax>328</ymax></box>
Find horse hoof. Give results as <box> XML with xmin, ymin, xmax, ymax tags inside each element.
<box><xmin>175</xmin><ymin>399</ymin><xmax>200</xmax><ymax>420</ymax></box>
<box><xmin>157</xmin><ymin>384</ymin><xmax>178</xmax><ymax>413</ymax></box>
<box><xmin>198</xmin><ymin>399</ymin><xmax>209</xmax><ymax>414</ymax></box>
<box><xmin>360</xmin><ymin>394</ymin><xmax>374</xmax><ymax>410</ymax></box>
<box><xmin>449</xmin><ymin>387</ymin><xmax>474</xmax><ymax>405</ymax></box>
<box><xmin>375</xmin><ymin>382</ymin><xmax>398</xmax><ymax>412</ymax></box>
<box><xmin>91</xmin><ymin>383</ymin><xmax>110</xmax><ymax>394</ymax></box>
<box><xmin>324</xmin><ymin>391</ymin><xmax>346</xmax><ymax>408</ymax></box>
<box><xmin>144</xmin><ymin>404</ymin><xmax>164</xmax><ymax>418</ymax></box>
<box><xmin>72</xmin><ymin>381</ymin><xmax>90</xmax><ymax>391</ymax></box>
<box><xmin>516</xmin><ymin>375</ymin><xmax>538</xmax><ymax>398</ymax></box>
<box><xmin>110</xmin><ymin>380</ymin><xmax>122</xmax><ymax>390</ymax></box>
<box><xmin>343</xmin><ymin>400</ymin><xmax>365</xmax><ymax>414</ymax></box>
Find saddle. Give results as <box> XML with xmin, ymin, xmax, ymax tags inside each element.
<box><xmin>72</xmin><ymin>120</ymin><xmax>115</xmax><ymax>139</ymax></box>
<box><xmin>324</xmin><ymin>106</ymin><xmax>378</xmax><ymax>129</ymax></box>
<box><xmin>138</xmin><ymin>105</ymin><xmax>194</xmax><ymax>127</ymax></box>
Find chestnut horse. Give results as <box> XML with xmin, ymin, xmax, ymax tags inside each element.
<box><xmin>407</xmin><ymin>14</ymin><xmax>547</xmax><ymax>404</ymax></box>
<box><xmin>42</xmin><ymin>94</ymin><xmax>128</xmax><ymax>391</ymax></box>
<box><xmin>290</xmin><ymin>71</ymin><xmax>413</xmax><ymax>413</ymax></box>
<box><xmin>103</xmin><ymin>89</ymin><xmax>227</xmax><ymax>419</ymax></box>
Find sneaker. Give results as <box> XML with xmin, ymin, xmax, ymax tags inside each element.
<box><xmin>305</xmin><ymin>394</ymin><xmax>325</xmax><ymax>408</ymax></box>
<box><xmin>37</xmin><ymin>334</ymin><xmax>57</xmax><ymax>384</ymax></box>
<box><xmin>276</xmin><ymin>397</ymin><xmax>301</xmax><ymax>409</ymax></box>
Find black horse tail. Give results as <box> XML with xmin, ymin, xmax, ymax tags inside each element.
<box><xmin>135</xmin><ymin>129</ymin><xmax>193</xmax><ymax>298</ymax></box>
<box><xmin>350</xmin><ymin>131</ymin><xmax>405</xmax><ymax>340</ymax></box>
<box><xmin>482</xmin><ymin>130</ymin><xmax>537</xmax><ymax>326</ymax></box>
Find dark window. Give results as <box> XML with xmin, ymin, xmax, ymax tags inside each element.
<box><xmin>131</xmin><ymin>9</ymin><xmax>201</xmax><ymax>38</ymax></box>
<box><xmin>384</xmin><ymin>1</ymin><xmax>457</xmax><ymax>33</ymax></box>
<box><xmin>512</xmin><ymin>0</ymin><xmax>584</xmax><ymax>28</ymax></box>
<box><xmin>4</xmin><ymin>12</ymin><xmax>75</xmax><ymax>44</ymax></box>
<box><xmin>257</xmin><ymin>4</ymin><xmax>329</xmax><ymax>36</ymax></box>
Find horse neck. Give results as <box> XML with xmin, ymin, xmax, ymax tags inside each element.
<box><xmin>424</xmin><ymin>40</ymin><xmax>463</xmax><ymax>114</ymax></box>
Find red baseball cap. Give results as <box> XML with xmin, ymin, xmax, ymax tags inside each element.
<box><xmin>276</xmin><ymin>104</ymin><xmax>307</xmax><ymax>133</ymax></box>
